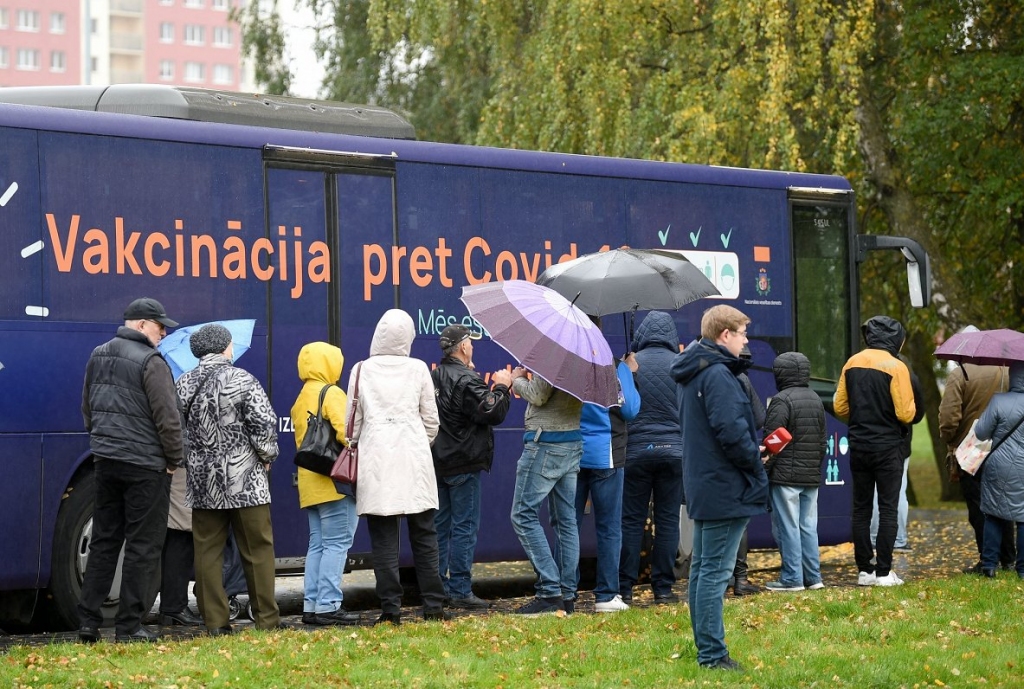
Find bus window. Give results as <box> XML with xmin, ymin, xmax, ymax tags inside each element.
<box><xmin>792</xmin><ymin>202</ymin><xmax>852</xmax><ymax>388</ymax></box>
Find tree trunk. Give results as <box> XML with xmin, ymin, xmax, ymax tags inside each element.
<box><xmin>855</xmin><ymin>89</ymin><xmax>963</xmax><ymax>505</ymax></box>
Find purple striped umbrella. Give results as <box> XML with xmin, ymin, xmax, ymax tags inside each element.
<box><xmin>460</xmin><ymin>280</ymin><xmax>619</xmax><ymax>407</ymax></box>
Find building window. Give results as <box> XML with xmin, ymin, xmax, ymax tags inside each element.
<box><xmin>212</xmin><ymin>0</ymin><xmax>230</xmax><ymax>9</ymax></box>
<box><xmin>50</xmin><ymin>50</ymin><xmax>66</xmax><ymax>72</ymax></box>
<box><xmin>159</xmin><ymin>60</ymin><xmax>174</xmax><ymax>80</ymax></box>
<box><xmin>16</xmin><ymin>48</ymin><xmax>40</xmax><ymax>70</ymax></box>
<box><xmin>160</xmin><ymin>22</ymin><xmax>174</xmax><ymax>43</ymax></box>
<box><xmin>0</xmin><ymin>47</ymin><xmax>8</xmax><ymax>69</ymax></box>
<box><xmin>213</xmin><ymin>63</ymin><xmax>233</xmax><ymax>84</ymax></box>
<box><xmin>91</xmin><ymin>18</ymin><xmax>97</xmax><ymax>34</ymax></box>
<box><xmin>184</xmin><ymin>61</ymin><xmax>205</xmax><ymax>82</ymax></box>
<box><xmin>0</xmin><ymin>9</ymin><xmax>8</xmax><ymax>30</ymax></box>
<box><xmin>159</xmin><ymin>0</ymin><xmax>174</xmax><ymax>5</ymax></box>
<box><xmin>50</xmin><ymin>12</ymin><xmax>66</xmax><ymax>34</ymax></box>
<box><xmin>17</xmin><ymin>10</ymin><xmax>40</xmax><ymax>32</ymax></box>
<box><xmin>91</xmin><ymin>56</ymin><xmax>98</xmax><ymax>72</ymax></box>
<box><xmin>185</xmin><ymin>0</ymin><xmax>204</xmax><ymax>7</ymax></box>
<box><xmin>184</xmin><ymin>25</ymin><xmax>205</xmax><ymax>45</ymax></box>
<box><xmin>213</xmin><ymin>27</ymin><xmax>232</xmax><ymax>47</ymax></box>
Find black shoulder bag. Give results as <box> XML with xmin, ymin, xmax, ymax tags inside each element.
<box><xmin>294</xmin><ymin>385</ymin><xmax>343</xmax><ymax>476</ymax></box>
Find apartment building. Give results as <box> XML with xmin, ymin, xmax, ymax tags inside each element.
<box><xmin>0</xmin><ymin>0</ymin><xmax>253</xmax><ymax>90</ymax></box>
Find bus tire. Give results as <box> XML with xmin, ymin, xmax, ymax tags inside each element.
<box><xmin>44</xmin><ymin>469</ymin><xmax>158</xmax><ymax>630</ymax></box>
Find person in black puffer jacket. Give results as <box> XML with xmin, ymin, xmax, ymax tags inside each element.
<box><xmin>762</xmin><ymin>351</ymin><xmax>827</xmax><ymax>592</ymax></box>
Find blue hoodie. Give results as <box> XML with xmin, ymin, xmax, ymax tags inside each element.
<box><xmin>670</xmin><ymin>338</ymin><xmax>768</xmax><ymax>520</ymax></box>
<box><xmin>580</xmin><ymin>361</ymin><xmax>641</xmax><ymax>469</ymax></box>
<box><xmin>626</xmin><ymin>311</ymin><xmax>684</xmax><ymax>462</ymax></box>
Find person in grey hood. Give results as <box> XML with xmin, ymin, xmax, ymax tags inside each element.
<box><xmin>975</xmin><ymin>361</ymin><xmax>1024</xmax><ymax>578</ymax></box>
<box><xmin>833</xmin><ymin>316</ymin><xmax>916</xmax><ymax>587</ymax></box>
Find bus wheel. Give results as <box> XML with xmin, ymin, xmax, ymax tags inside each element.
<box><xmin>44</xmin><ymin>470</ymin><xmax>157</xmax><ymax>630</ymax></box>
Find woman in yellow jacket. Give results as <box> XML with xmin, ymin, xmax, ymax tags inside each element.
<box><xmin>292</xmin><ymin>342</ymin><xmax>360</xmax><ymax>626</ymax></box>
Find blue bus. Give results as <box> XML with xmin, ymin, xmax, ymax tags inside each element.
<box><xmin>0</xmin><ymin>85</ymin><xmax>929</xmax><ymax>629</ymax></box>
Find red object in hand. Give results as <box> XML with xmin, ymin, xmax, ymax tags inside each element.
<box><xmin>763</xmin><ymin>427</ymin><xmax>792</xmax><ymax>454</ymax></box>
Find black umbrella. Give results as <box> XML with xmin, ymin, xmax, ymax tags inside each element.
<box><xmin>537</xmin><ymin>248</ymin><xmax>720</xmax><ymax>340</ymax></box>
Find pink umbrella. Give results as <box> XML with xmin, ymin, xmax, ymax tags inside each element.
<box><xmin>934</xmin><ymin>328</ymin><xmax>1024</xmax><ymax>367</ymax></box>
<box><xmin>460</xmin><ymin>280</ymin><xmax>619</xmax><ymax>407</ymax></box>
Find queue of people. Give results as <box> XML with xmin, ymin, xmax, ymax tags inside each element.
<box><xmin>79</xmin><ymin>295</ymin><xmax>1024</xmax><ymax>674</ymax></box>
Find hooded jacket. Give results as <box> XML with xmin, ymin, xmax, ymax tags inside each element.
<box><xmin>671</xmin><ymin>338</ymin><xmax>769</xmax><ymax>520</ymax></box>
<box><xmin>833</xmin><ymin>316</ymin><xmax>917</xmax><ymax>452</ymax></box>
<box><xmin>626</xmin><ymin>311</ymin><xmax>684</xmax><ymax>462</ymax></box>
<box><xmin>764</xmin><ymin>352</ymin><xmax>827</xmax><ymax>487</ymax></box>
<box><xmin>291</xmin><ymin>342</ymin><xmax>350</xmax><ymax>509</ymax></box>
<box><xmin>346</xmin><ymin>309</ymin><xmax>440</xmax><ymax>516</ymax></box>
<box><xmin>431</xmin><ymin>355</ymin><xmax>511</xmax><ymax>476</ymax></box>
<box><xmin>938</xmin><ymin>364</ymin><xmax>1008</xmax><ymax>452</ymax></box>
<box><xmin>976</xmin><ymin>363</ymin><xmax>1024</xmax><ymax>522</ymax></box>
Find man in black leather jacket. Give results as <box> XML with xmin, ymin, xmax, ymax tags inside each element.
<box><xmin>431</xmin><ymin>324</ymin><xmax>512</xmax><ymax>609</ymax></box>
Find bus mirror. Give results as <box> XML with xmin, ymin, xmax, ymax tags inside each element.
<box><xmin>855</xmin><ymin>234</ymin><xmax>931</xmax><ymax>308</ymax></box>
<box><xmin>901</xmin><ymin>247</ymin><xmax>925</xmax><ymax>308</ymax></box>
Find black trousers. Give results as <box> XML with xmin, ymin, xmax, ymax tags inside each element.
<box><xmin>160</xmin><ymin>528</ymin><xmax>195</xmax><ymax>614</ymax></box>
<box><xmin>850</xmin><ymin>446</ymin><xmax>903</xmax><ymax>577</ymax></box>
<box><xmin>960</xmin><ymin>468</ymin><xmax>1016</xmax><ymax>566</ymax></box>
<box><xmin>366</xmin><ymin>510</ymin><xmax>447</xmax><ymax>615</ymax></box>
<box><xmin>78</xmin><ymin>460</ymin><xmax>169</xmax><ymax>634</ymax></box>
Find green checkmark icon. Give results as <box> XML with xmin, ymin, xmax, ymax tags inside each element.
<box><xmin>689</xmin><ymin>226</ymin><xmax>701</xmax><ymax>247</ymax></box>
<box><xmin>721</xmin><ymin>228</ymin><xmax>733</xmax><ymax>248</ymax></box>
<box><xmin>658</xmin><ymin>225</ymin><xmax>671</xmax><ymax>246</ymax></box>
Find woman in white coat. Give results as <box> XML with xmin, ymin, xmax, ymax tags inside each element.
<box><xmin>346</xmin><ymin>309</ymin><xmax>448</xmax><ymax>624</ymax></box>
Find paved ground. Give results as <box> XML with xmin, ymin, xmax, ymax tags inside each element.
<box><xmin>0</xmin><ymin>508</ymin><xmax>981</xmax><ymax>649</ymax></box>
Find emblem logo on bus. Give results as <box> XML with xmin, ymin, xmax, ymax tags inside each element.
<box><xmin>755</xmin><ymin>268</ymin><xmax>771</xmax><ymax>296</ymax></box>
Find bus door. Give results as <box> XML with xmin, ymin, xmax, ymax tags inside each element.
<box><xmin>789</xmin><ymin>189</ymin><xmax>857</xmax><ymax>542</ymax></box>
<box><xmin>262</xmin><ymin>147</ymin><xmax>397</xmax><ymax>563</ymax></box>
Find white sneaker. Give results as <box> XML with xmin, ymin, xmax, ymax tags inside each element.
<box><xmin>806</xmin><ymin>582</ymin><xmax>825</xmax><ymax>590</ymax></box>
<box><xmin>594</xmin><ymin>595</ymin><xmax>629</xmax><ymax>613</ymax></box>
<box><xmin>874</xmin><ymin>572</ymin><xmax>904</xmax><ymax>587</ymax></box>
<box><xmin>857</xmin><ymin>571</ymin><xmax>877</xmax><ymax>586</ymax></box>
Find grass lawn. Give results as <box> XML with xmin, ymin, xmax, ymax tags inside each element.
<box><xmin>4</xmin><ymin>574</ymin><xmax>1023</xmax><ymax>687</ymax></box>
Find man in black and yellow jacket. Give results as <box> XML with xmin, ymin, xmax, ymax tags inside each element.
<box><xmin>834</xmin><ymin>315</ymin><xmax>917</xmax><ymax>587</ymax></box>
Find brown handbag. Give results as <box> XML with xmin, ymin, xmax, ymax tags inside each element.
<box><xmin>330</xmin><ymin>363</ymin><xmax>361</xmax><ymax>486</ymax></box>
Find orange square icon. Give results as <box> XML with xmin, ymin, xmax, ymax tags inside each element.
<box><xmin>753</xmin><ymin>246</ymin><xmax>771</xmax><ymax>263</ymax></box>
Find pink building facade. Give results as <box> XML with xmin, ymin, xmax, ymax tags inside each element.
<box><xmin>0</xmin><ymin>3</ymin><xmax>81</xmax><ymax>87</ymax></box>
<box><xmin>0</xmin><ymin>0</ymin><xmax>250</xmax><ymax>90</ymax></box>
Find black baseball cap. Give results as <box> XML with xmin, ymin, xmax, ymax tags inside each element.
<box><xmin>439</xmin><ymin>324</ymin><xmax>482</xmax><ymax>350</ymax></box>
<box><xmin>124</xmin><ymin>297</ymin><xmax>178</xmax><ymax>328</ymax></box>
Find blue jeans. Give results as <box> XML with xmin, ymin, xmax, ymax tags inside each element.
<box><xmin>436</xmin><ymin>472</ymin><xmax>482</xmax><ymax>599</ymax></box>
<box><xmin>870</xmin><ymin>456</ymin><xmax>909</xmax><ymax>549</ymax></box>
<box><xmin>689</xmin><ymin>517</ymin><xmax>749</xmax><ymax>666</ymax></box>
<box><xmin>511</xmin><ymin>440</ymin><xmax>582</xmax><ymax>600</ymax></box>
<box><xmin>769</xmin><ymin>484</ymin><xmax>821</xmax><ymax>587</ymax></box>
<box><xmin>620</xmin><ymin>458</ymin><xmax>682</xmax><ymax>597</ymax></box>
<box><xmin>303</xmin><ymin>497</ymin><xmax>358</xmax><ymax>614</ymax></box>
<box><xmin>575</xmin><ymin>467</ymin><xmax>624</xmax><ymax>603</ymax></box>
<box><xmin>982</xmin><ymin>515</ymin><xmax>1024</xmax><ymax>574</ymax></box>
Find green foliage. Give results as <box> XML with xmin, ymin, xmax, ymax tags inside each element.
<box><xmin>6</xmin><ymin>578</ymin><xmax>1024</xmax><ymax>686</ymax></box>
<box><xmin>231</xmin><ymin>1</ymin><xmax>291</xmax><ymax>95</ymax></box>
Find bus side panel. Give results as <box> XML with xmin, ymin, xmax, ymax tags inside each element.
<box><xmin>0</xmin><ymin>435</ymin><xmax>43</xmax><ymax>588</ymax></box>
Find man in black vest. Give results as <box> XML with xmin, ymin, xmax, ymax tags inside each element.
<box><xmin>78</xmin><ymin>297</ymin><xmax>184</xmax><ymax>643</ymax></box>
<box><xmin>431</xmin><ymin>324</ymin><xmax>511</xmax><ymax>609</ymax></box>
